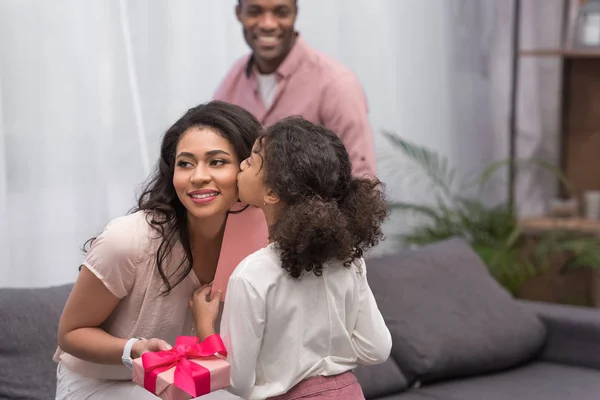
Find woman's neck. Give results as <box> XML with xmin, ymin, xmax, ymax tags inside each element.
<box><xmin>187</xmin><ymin>213</ymin><xmax>227</xmax><ymax>243</ymax></box>
<box><xmin>187</xmin><ymin>213</ymin><xmax>228</xmax><ymax>284</ymax></box>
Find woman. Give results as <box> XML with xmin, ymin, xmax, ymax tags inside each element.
<box><xmin>55</xmin><ymin>101</ymin><xmax>267</xmax><ymax>399</ymax></box>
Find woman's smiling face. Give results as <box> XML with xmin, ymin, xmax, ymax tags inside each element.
<box><xmin>172</xmin><ymin>127</ymin><xmax>241</xmax><ymax>221</ymax></box>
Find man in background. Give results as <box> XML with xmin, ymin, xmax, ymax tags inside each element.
<box><xmin>213</xmin><ymin>0</ymin><xmax>377</xmax><ymax>177</ymax></box>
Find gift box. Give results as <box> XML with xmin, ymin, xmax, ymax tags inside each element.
<box><xmin>133</xmin><ymin>335</ymin><xmax>230</xmax><ymax>399</ymax></box>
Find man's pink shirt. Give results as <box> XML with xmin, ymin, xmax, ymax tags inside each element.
<box><xmin>213</xmin><ymin>36</ymin><xmax>376</xmax><ymax>177</ymax></box>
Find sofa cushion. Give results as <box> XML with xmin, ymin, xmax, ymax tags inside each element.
<box><xmin>0</xmin><ymin>284</ymin><xmax>73</xmax><ymax>400</ymax></box>
<box><xmin>418</xmin><ymin>362</ymin><xmax>600</xmax><ymax>400</ymax></box>
<box><xmin>367</xmin><ymin>238</ymin><xmax>546</xmax><ymax>384</ymax></box>
<box><xmin>378</xmin><ymin>393</ymin><xmax>438</xmax><ymax>400</ymax></box>
<box><xmin>355</xmin><ymin>358</ymin><xmax>408</xmax><ymax>399</ymax></box>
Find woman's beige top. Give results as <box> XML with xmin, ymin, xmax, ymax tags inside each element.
<box><xmin>53</xmin><ymin>211</ymin><xmax>202</xmax><ymax>380</ymax></box>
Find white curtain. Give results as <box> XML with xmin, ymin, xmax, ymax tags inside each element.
<box><xmin>0</xmin><ymin>0</ymin><xmax>562</xmax><ymax>287</ymax></box>
<box><xmin>482</xmin><ymin>0</ymin><xmax>563</xmax><ymax>217</ymax></box>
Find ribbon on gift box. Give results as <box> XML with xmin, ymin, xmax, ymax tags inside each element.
<box><xmin>141</xmin><ymin>335</ymin><xmax>227</xmax><ymax>397</ymax></box>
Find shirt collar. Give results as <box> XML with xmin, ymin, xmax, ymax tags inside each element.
<box><xmin>245</xmin><ymin>33</ymin><xmax>306</xmax><ymax>79</ymax></box>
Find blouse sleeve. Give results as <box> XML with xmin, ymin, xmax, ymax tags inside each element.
<box><xmin>81</xmin><ymin>216</ymin><xmax>139</xmax><ymax>299</ymax></box>
<box><xmin>219</xmin><ymin>269</ymin><xmax>266</xmax><ymax>399</ymax></box>
<box><xmin>351</xmin><ymin>259</ymin><xmax>393</xmax><ymax>365</ymax></box>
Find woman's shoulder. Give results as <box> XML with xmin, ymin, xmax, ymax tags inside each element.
<box><xmin>101</xmin><ymin>210</ymin><xmax>153</xmax><ymax>238</ymax></box>
<box><xmin>92</xmin><ymin>211</ymin><xmax>159</xmax><ymax>262</ymax></box>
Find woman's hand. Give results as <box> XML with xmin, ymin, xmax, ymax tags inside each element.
<box><xmin>131</xmin><ymin>338</ymin><xmax>173</xmax><ymax>359</ymax></box>
<box><xmin>189</xmin><ymin>285</ymin><xmax>222</xmax><ymax>341</ymax></box>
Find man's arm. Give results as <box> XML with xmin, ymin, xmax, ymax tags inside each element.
<box><xmin>320</xmin><ymin>74</ymin><xmax>377</xmax><ymax>178</ymax></box>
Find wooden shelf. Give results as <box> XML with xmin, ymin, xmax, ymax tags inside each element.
<box><xmin>519</xmin><ymin>216</ymin><xmax>600</xmax><ymax>236</ymax></box>
<box><xmin>520</xmin><ymin>48</ymin><xmax>600</xmax><ymax>58</ymax></box>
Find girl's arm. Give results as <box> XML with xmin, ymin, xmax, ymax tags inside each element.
<box><xmin>351</xmin><ymin>259</ymin><xmax>392</xmax><ymax>365</ymax></box>
<box><xmin>219</xmin><ymin>274</ymin><xmax>266</xmax><ymax>399</ymax></box>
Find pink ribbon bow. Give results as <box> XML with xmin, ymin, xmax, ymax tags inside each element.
<box><xmin>141</xmin><ymin>335</ymin><xmax>227</xmax><ymax>397</ymax></box>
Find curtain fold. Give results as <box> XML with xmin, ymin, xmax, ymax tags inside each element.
<box><xmin>0</xmin><ymin>0</ymin><xmax>562</xmax><ymax>287</ymax></box>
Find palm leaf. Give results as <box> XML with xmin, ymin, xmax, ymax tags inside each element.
<box><xmin>382</xmin><ymin>131</ymin><xmax>455</xmax><ymax>199</ymax></box>
<box><xmin>388</xmin><ymin>201</ymin><xmax>446</xmax><ymax>222</ymax></box>
<box><xmin>381</xmin><ymin>129</ymin><xmax>600</xmax><ymax>296</ymax></box>
<box><xmin>472</xmin><ymin>245</ymin><xmax>535</xmax><ymax>295</ymax></box>
<box><xmin>400</xmin><ymin>225</ymin><xmax>461</xmax><ymax>246</ymax></box>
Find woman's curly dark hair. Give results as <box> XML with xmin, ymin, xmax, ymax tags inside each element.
<box><xmin>258</xmin><ymin>117</ymin><xmax>389</xmax><ymax>278</ymax></box>
<box><xmin>84</xmin><ymin>101</ymin><xmax>262</xmax><ymax>294</ymax></box>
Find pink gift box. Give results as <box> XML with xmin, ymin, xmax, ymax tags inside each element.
<box><xmin>133</xmin><ymin>336</ymin><xmax>230</xmax><ymax>399</ymax></box>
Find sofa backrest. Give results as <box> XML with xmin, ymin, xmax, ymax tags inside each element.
<box><xmin>0</xmin><ymin>284</ymin><xmax>73</xmax><ymax>400</ymax></box>
<box><xmin>355</xmin><ymin>357</ymin><xmax>408</xmax><ymax>399</ymax></box>
<box><xmin>365</xmin><ymin>238</ymin><xmax>547</xmax><ymax>386</ymax></box>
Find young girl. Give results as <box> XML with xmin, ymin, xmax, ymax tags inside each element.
<box><xmin>193</xmin><ymin>117</ymin><xmax>392</xmax><ymax>399</ymax></box>
<box><xmin>55</xmin><ymin>101</ymin><xmax>268</xmax><ymax>399</ymax></box>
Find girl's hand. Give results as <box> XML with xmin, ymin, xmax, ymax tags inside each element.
<box><xmin>131</xmin><ymin>338</ymin><xmax>172</xmax><ymax>359</ymax></box>
<box><xmin>189</xmin><ymin>285</ymin><xmax>222</xmax><ymax>340</ymax></box>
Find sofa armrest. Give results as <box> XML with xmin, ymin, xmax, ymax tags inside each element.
<box><xmin>517</xmin><ymin>299</ymin><xmax>600</xmax><ymax>370</ymax></box>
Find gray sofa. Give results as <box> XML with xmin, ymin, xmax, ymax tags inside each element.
<box><xmin>355</xmin><ymin>299</ymin><xmax>600</xmax><ymax>400</ymax></box>
<box><xmin>355</xmin><ymin>238</ymin><xmax>600</xmax><ymax>400</ymax></box>
<box><xmin>1</xmin><ymin>238</ymin><xmax>600</xmax><ymax>400</ymax></box>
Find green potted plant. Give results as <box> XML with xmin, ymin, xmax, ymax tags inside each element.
<box><xmin>383</xmin><ymin>131</ymin><xmax>600</xmax><ymax>300</ymax></box>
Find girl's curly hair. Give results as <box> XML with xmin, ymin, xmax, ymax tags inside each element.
<box><xmin>258</xmin><ymin>117</ymin><xmax>389</xmax><ymax>278</ymax></box>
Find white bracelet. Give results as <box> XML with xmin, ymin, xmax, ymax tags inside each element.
<box><xmin>121</xmin><ymin>337</ymin><xmax>145</xmax><ymax>369</ymax></box>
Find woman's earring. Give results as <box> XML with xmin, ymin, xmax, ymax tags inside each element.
<box><xmin>263</xmin><ymin>201</ymin><xmax>267</xmax><ymax>206</ymax></box>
